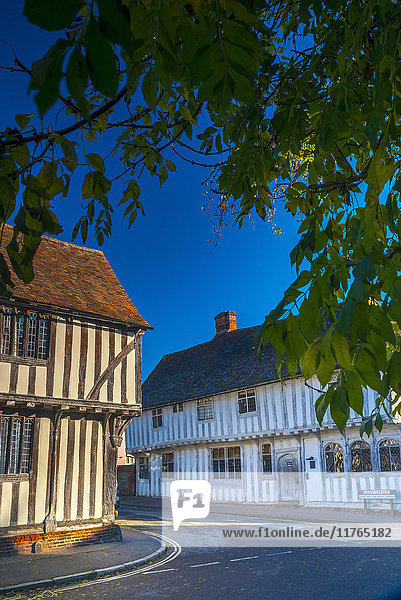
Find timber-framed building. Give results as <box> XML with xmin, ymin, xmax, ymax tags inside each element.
<box><xmin>127</xmin><ymin>311</ymin><xmax>401</xmax><ymax>509</ymax></box>
<box><xmin>0</xmin><ymin>225</ymin><xmax>150</xmax><ymax>555</ymax></box>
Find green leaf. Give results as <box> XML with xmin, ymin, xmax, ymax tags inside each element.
<box><xmin>82</xmin><ymin>172</ymin><xmax>94</xmax><ymax>199</ymax></box>
<box><xmin>86</xmin><ymin>153</ymin><xmax>105</xmax><ymax>174</ymax></box>
<box><xmin>375</xmin><ymin>413</ymin><xmax>383</xmax><ymax>433</ymax></box>
<box><xmin>301</xmin><ymin>342</ymin><xmax>320</xmax><ymax>380</ymax></box>
<box><xmin>15</xmin><ymin>113</ymin><xmax>34</xmax><ymax>129</ymax></box>
<box><xmin>366</xmin><ymin>152</ymin><xmax>397</xmax><ymax>192</ymax></box>
<box><xmin>66</xmin><ymin>48</ymin><xmax>89</xmax><ymax>116</ymax></box>
<box><xmin>330</xmin><ymin>388</ymin><xmax>349</xmax><ymax>432</ymax></box>
<box><xmin>315</xmin><ymin>387</ymin><xmax>333</xmax><ymax>424</ymax></box>
<box><xmin>24</xmin><ymin>0</ymin><xmax>82</xmax><ymax>31</ymax></box>
<box><xmin>355</xmin><ymin>347</ymin><xmax>387</xmax><ymax>396</ymax></box>
<box><xmin>316</xmin><ymin>351</ymin><xmax>336</xmax><ymax>388</ymax></box>
<box><xmin>10</xmin><ymin>144</ymin><xmax>30</xmax><ymax>168</ymax></box>
<box><xmin>29</xmin><ymin>39</ymin><xmax>69</xmax><ymax>114</ymax></box>
<box><xmin>97</xmin><ymin>0</ymin><xmax>133</xmax><ymax>54</ymax></box>
<box><xmin>165</xmin><ymin>159</ymin><xmax>176</xmax><ymax>172</ymax></box>
<box><xmin>346</xmin><ymin>371</ymin><xmax>364</xmax><ymax>415</ymax></box>
<box><xmin>0</xmin><ymin>177</ymin><xmax>17</xmax><ymax>220</ymax></box>
<box><xmin>331</xmin><ymin>331</ymin><xmax>353</xmax><ymax>370</ymax></box>
<box><xmin>142</xmin><ymin>69</ymin><xmax>158</xmax><ymax>111</ymax></box>
<box><xmin>84</xmin><ymin>17</ymin><xmax>118</xmax><ymax>98</ymax></box>
<box><xmin>158</xmin><ymin>164</ymin><xmax>168</xmax><ymax>186</ymax></box>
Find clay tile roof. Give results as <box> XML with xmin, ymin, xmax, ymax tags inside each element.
<box><xmin>142</xmin><ymin>326</ymin><xmax>282</xmax><ymax>409</ymax></box>
<box><xmin>0</xmin><ymin>224</ymin><xmax>150</xmax><ymax>328</ymax></box>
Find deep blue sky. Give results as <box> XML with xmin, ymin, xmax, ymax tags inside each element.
<box><xmin>1</xmin><ymin>3</ymin><xmax>299</xmax><ymax>379</ymax></box>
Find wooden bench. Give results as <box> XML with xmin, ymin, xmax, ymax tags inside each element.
<box><xmin>358</xmin><ymin>490</ymin><xmax>397</xmax><ymax>515</ymax></box>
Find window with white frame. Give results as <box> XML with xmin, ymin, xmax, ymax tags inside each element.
<box><xmin>1</xmin><ymin>307</ymin><xmax>49</xmax><ymax>360</ymax></box>
<box><xmin>238</xmin><ymin>389</ymin><xmax>256</xmax><ymax>414</ymax></box>
<box><xmin>262</xmin><ymin>443</ymin><xmax>273</xmax><ymax>473</ymax></box>
<box><xmin>379</xmin><ymin>439</ymin><xmax>401</xmax><ymax>472</ymax></box>
<box><xmin>138</xmin><ymin>455</ymin><xmax>149</xmax><ymax>479</ymax></box>
<box><xmin>173</xmin><ymin>403</ymin><xmax>183</xmax><ymax>413</ymax></box>
<box><xmin>212</xmin><ymin>446</ymin><xmax>241</xmax><ymax>479</ymax></box>
<box><xmin>197</xmin><ymin>398</ymin><xmax>213</xmax><ymax>421</ymax></box>
<box><xmin>152</xmin><ymin>408</ymin><xmax>163</xmax><ymax>428</ymax></box>
<box><xmin>162</xmin><ymin>452</ymin><xmax>174</xmax><ymax>473</ymax></box>
<box><xmin>0</xmin><ymin>415</ymin><xmax>34</xmax><ymax>474</ymax></box>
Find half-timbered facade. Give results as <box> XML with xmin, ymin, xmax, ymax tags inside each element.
<box><xmin>127</xmin><ymin>311</ymin><xmax>401</xmax><ymax>509</ymax></box>
<box><xmin>0</xmin><ymin>225</ymin><xmax>150</xmax><ymax>554</ymax></box>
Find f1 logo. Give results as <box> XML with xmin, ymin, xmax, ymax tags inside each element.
<box><xmin>170</xmin><ymin>480</ymin><xmax>211</xmax><ymax>531</ymax></box>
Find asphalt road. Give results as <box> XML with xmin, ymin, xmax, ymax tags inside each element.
<box><xmin>15</xmin><ymin>505</ymin><xmax>401</xmax><ymax>600</ymax></box>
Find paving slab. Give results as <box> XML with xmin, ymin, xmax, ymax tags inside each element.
<box><xmin>0</xmin><ymin>527</ymin><xmax>163</xmax><ymax>592</ymax></box>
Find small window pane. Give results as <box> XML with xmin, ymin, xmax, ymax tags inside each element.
<box><xmin>262</xmin><ymin>444</ymin><xmax>272</xmax><ymax>473</ymax></box>
<box><xmin>325</xmin><ymin>443</ymin><xmax>344</xmax><ymax>473</ymax></box>
<box><xmin>238</xmin><ymin>389</ymin><xmax>257</xmax><ymax>414</ymax></box>
<box><xmin>38</xmin><ymin>317</ymin><xmax>49</xmax><ymax>360</ymax></box>
<box><xmin>9</xmin><ymin>419</ymin><xmax>22</xmax><ymax>474</ymax></box>
<box><xmin>351</xmin><ymin>441</ymin><xmax>372</xmax><ymax>472</ymax></box>
<box><xmin>1</xmin><ymin>309</ymin><xmax>12</xmax><ymax>355</ymax></box>
<box><xmin>138</xmin><ymin>455</ymin><xmax>149</xmax><ymax>479</ymax></box>
<box><xmin>379</xmin><ymin>440</ymin><xmax>401</xmax><ymax>472</ymax></box>
<box><xmin>27</xmin><ymin>313</ymin><xmax>37</xmax><ymax>358</ymax></box>
<box><xmin>21</xmin><ymin>419</ymin><xmax>33</xmax><ymax>474</ymax></box>
<box><xmin>16</xmin><ymin>315</ymin><xmax>25</xmax><ymax>356</ymax></box>
<box><xmin>0</xmin><ymin>418</ymin><xmax>9</xmax><ymax>474</ymax></box>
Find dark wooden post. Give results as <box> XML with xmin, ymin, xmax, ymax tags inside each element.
<box><xmin>102</xmin><ymin>413</ymin><xmax>118</xmax><ymax>521</ymax></box>
<box><xmin>44</xmin><ymin>409</ymin><xmax>63</xmax><ymax>533</ymax></box>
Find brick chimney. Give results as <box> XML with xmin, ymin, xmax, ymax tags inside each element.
<box><xmin>214</xmin><ymin>311</ymin><xmax>237</xmax><ymax>334</ymax></box>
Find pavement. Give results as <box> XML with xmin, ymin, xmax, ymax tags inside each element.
<box><xmin>122</xmin><ymin>494</ymin><xmax>401</xmax><ymax>523</ymax></box>
<box><xmin>0</xmin><ymin>524</ymin><xmax>164</xmax><ymax>594</ymax></box>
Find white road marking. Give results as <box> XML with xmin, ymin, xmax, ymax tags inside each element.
<box><xmin>230</xmin><ymin>556</ymin><xmax>259</xmax><ymax>562</ymax></box>
<box><xmin>265</xmin><ymin>550</ymin><xmax>293</xmax><ymax>557</ymax></box>
<box><xmin>189</xmin><ymin>561</ymin><xmax>220</xmax><ymax>568</ymax></box>
<box><xmin>143</xmin><ymin>568</ymin><xmax>178</xmax><ymax>574</ymax></box>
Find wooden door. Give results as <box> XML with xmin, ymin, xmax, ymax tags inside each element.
<box><xmin>278</xmin><ymin>454</ymin><xmax>300</xmax><ymax>501</ymax></box>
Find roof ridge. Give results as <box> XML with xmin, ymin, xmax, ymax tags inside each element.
<box><xmin>160</xmin><ymin>324</ymin><xmax>260</xmax><ymax>359</ymax></box>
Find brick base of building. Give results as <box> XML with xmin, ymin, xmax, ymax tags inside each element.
<box><xmin>0</xmin><ymin>523</ymin><xmax>122</xmax><ymax>557</ymax></box>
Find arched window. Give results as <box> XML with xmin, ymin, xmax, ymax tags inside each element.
<box><xmin>351</xmin><ymin>441</ymin><xmax>372</xmax><ymax>472</ymax></box>
<box><xmin>325</xmin><ymin>443</ymin><xmax>344</xmax><ymax>473</ymax></box>
<box><xmin>379</xmin><ymin>440</ymin><xmax>401</xmax><ymax>472</ymax></box>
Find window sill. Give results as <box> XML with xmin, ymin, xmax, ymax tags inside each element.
<box><xmin>238</xmin><ymin>411</ymin><xmax>258</xmax><ymax>418</ymax></box>
<box><xmin>0</xmin><ymin>473</ymin><xmax>29</xmax><ymax>482</ymax></box>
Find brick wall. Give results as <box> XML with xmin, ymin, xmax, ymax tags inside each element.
<box><xmin>0</xmin><ymin>524</ymin><xmax>122</xmax><ymax>557</ymax></box>
<box><xmin>117</xmin><ymin>465</ymin><xmax>136</xmax><ymax>495</ymax></box>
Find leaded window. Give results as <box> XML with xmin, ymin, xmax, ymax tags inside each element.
<box><xmin>238</xmin><ymin>389</ymin><xmax>256</xmax><ymax>414</ymax></box>
<box><xmin>351</xmin><ymin>441</ymin><xmax>372</xmax><ymax>472</ymax></box>
<box><xmin>325</xmin><ymin>443</ymin><xmax>344</xmax><ymax>473</ymax></box>
<box><xmin>212</xmin><ymin>446</ymin><xmax>241</xmax><ymax>479</ymax></box>
<box><xmin>162</xmin><ymin>452</ymin><xmax>174</xmax><ymax>473</ymax></box>
<box><xmin>0</xmin><ymin>307</ymin><xmax>49</xmax><ymax>360</ymax></box>
<box><xmin>379</xmin><ymin>440</ymin><xmax>401</xmax><ymax>472</ymax></box>
<box><xmin>197</xmin><ymin>398</ymin><xmax>213</xmax><ymax>421</ymax></box>
<box><xmin>152</xmin><ymin>408</ymin><xmax>163</xmax><ymax>428</ymax></box>
<box><xmin>138</xmin><ymin>455</ymin><xmax>150</xmax><ymax>479</ymax></box>
<box><xmin>262</xmin><ymin>443</ymin><xmax>273</xmax><ymax>473</ymax></box>
<box><xmin>0</xmin><ymin>416</ymin><xmax>34</xmax><ymax>474</ymax></box>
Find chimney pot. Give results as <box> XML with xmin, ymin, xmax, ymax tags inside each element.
<box><xmin>214</xmin><ymin>311</ymin><xmax>237</xmax><ymax>334</ymax></box>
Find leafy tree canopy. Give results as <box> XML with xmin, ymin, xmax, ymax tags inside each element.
<box><xmin>2</xmin><ymin>0</ymin><xmax>401</xmax><ymax>433</ymax></box>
